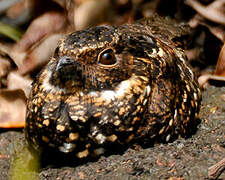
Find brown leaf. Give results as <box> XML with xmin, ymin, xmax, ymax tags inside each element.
<box><xmin>77</xmin><ymin>171</ymin><xmax>85</xmax><ymax>179</ymax></box>
<box><xmin>168</xmin><ymin>177</ymin><xmax>184</xmax><ymax>180</ymax></box>
<box><xmin>189</xmin><ymin>14</ymin><xmax>225</xmax><ymax>42</ymax></box>
<box><xmin>7</xmin><ymin>72</ymin><xmax>32</xmax><ymax>98</ymax></box>
<box><xmin>156</xmin><ymin>158</ymin><xmax>165</xmax><ymax>166</ymax></box>
<box><xmin>0</xmin><ymin>0</ymin><xmax>18</xmax><ymax>14</ymax></box>
<box><xmin>185</xmin><ymin>47</ymin><xmax>202</xmax><ymax>61</ymax></box>
<box><xmin>17</xmin><ymin>33</ymin><xmax>64</xmax><ymax>75</ymax></box>
<box><xmin>210</xmin><ymin>106</ymin><xmax>218</xmax><ymax>114</ymax></box>
<box><xmin>5</xmin><ymin>0</ymin><xmax>35</xmax><ymax>26</ymax></box>
<box><xmin>6</xmin><ymin>0</ymin><xmax>34</xmax><ymax>19</ymax></box>
<box><xmin>215</xmin><ymin>43</ymin><xmax>225</xmax><ymax>76</ymax></box>
<box><xmin>198</xmin><ymin>73</ymin><xmax>225</xmax><ymax>87</ymax></box>
<box><xmin>0</xmin><ymin>57</ymin><xmax>11</xmax><ymax>77</ymax></box>
<box><xmin>53</xmin><ymin>0</ymin><xmax>74</xmax><ymax>9</ymax></box>
<box><xmin>10</xmin><ymin>11</ymin><xmax>67</xmax><ymax>68</ymax></box>
<box><xmin>0</xmin><ymin>42</ymin><xmax>12</xmax><ymax>55</ymax></box>
<box><xmin>0</xmin><ymin>89</ymin><xmax>26</xmax><ymax>128</ymax></box>
<box><xmin>74</xmin><ymin>0</ymin><xmax>111</xmax><ymax>30</ymax></box>
<box><xmin>186</xmin><ymin>0</ymin><xmax>225</xmax><ymax>26</ymax></box>
<box><xmin>204</xmin><ymin>24</ymin><xmax>225</xmax><ymax>42</ymax></box>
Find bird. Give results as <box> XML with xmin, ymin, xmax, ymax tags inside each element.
<box><xmin>25</xmin><ymin>15</ymin><xmax>201</xmax><ymax>159</ymax></box>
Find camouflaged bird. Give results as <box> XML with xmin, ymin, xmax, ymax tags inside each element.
<box><xmin>25</xmin><ymin>15</ymin><xmax>201</xmax><ymax>159</ymax></box>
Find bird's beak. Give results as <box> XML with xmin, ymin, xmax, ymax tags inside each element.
<box><xmin>56</xmin><ymin>56</ymin><xmax>75</xmax><ymax>72</ymax></box>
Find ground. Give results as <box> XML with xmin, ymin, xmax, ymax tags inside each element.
<box><xmin>0</xmin><ymin>84</ymin><xmax>225</xmax><ymax>180</ymax></box>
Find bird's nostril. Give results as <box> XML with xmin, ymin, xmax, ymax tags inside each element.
<box><xmin>56</xmin><ymin>56</ymin><xmax>75</xmax><ymax>72</ymax></box>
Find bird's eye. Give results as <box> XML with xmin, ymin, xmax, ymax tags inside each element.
<box><xmin>98</xmin><ymin>49</ymin><xmax>117</xmax><ymax>66</ymax></box>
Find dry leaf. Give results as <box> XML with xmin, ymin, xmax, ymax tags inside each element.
<box><xmin>0</xmin><ymin>89</ymin><xmax>26</xmax><ymax>128</ymax></box>
<box><xmin>198</xmin><ymin>74</ymin><xmax>225</xmax><ymax>87</ymax></box>
<box><xmin>0</xmin><ymin>0</ymin><xmax>18</xmax><ymax>14</ymax></box>
<box><xmin>186</xmin><ymin>0</ymin><xmax>225</xmax><ymax>25</ymax></box>
<box><xmin>168</xmin><ymin>177</ymin><xmax>184</xmax><ymax>180</ymax></box>
<box><xmin>203</xmin><ymin>24</ymin><xmax>225</xmax><ymax>42</ymax></box>
<box><xmin>7</xmin><ymin>72</ymin><xmax>32</xmax><ymax>98</ymax></box>
<box><xmin>210</xmin><ymin>106</ymin><xmax>218</xmax><ymax>114</ymax></box>
<box><xmin>215</xmin><ymin>43</ymin><xmax>225</xmax><ymax>76</ymax></box>
<box><xmin>0</xmin><ymin>41</ymin><xmax>12</xmax><ymax>55</ymax></box>
<box><xmin>5</xmin><ymin>0</ymin><xmax>35</xmax><ymax>26</ymax></box>
<box><xmin>189</xmin><ymin>14</ymin><xmax>225</xmax><ymax>42</ymax></box>
<box><xmin>0</xmin><ymin>57</ymin><xmax>11</xmax><ymax>77</ymax></box>
<box><xmin>6</xmin><ymin>0</ymin><xmax>33</xmax><ymax>19</ymax></box>
<box><xmin>155</xmin><ymin>158</ymin><xmax>165</xmax><ymax>166</ymax></box>
<box><xmin>17</xmin><ymin>33</ymin><xmax>64</xmax><ymax>75</ymax></box>
<box><xmin>74</xmin><ymin>0</ymin><xmax>111</xmax><ymax>30</ymax></box>
<box><xmin>10</xmin><ymin>11</ymin><xmax>67</xmax><ymax>68</ymax></box>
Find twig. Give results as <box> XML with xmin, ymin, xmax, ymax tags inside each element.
<box><xmin>208</xmin><ymin>157</ymin><xmax>225</xmax><ymax>179</ymax></box>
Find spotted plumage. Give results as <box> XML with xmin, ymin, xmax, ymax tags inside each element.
<box><xmin>25</xmin><ymin>15</ymin><xmax>201</xmax><ymax>158</ymax></box>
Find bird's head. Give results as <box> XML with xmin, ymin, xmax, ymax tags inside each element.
<box><xmin>46</xmin><ymin>25</ymin><xmax>160</xmax><ymax>93</ymax></box>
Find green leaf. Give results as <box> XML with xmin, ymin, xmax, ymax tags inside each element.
<box><xmin>0</xmin><ymin>22</ymin><xmax>23</xmax><ymax>42</ymax></box>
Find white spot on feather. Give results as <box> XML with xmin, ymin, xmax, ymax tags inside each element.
<box><xmin>88</xmin><ymin>91</ymin><xmax>98</xmax><ymax>97</ymax></box>
<box><xmin>42</xmin><ymin>70</ymin><xmax>66</xmax><ymax>93</ymax></box>
<box><xmin>116</xmin><ymin>80</ymin><xmax>130</xmax><ymax>97</ymax></box>
<box><xmin>95</xmin><ymin>133</ymin><xmax>106</xmax><ymax>144</ymax></box>
<box><xmin>174</xmin><ymin>109</ymin><xmax>177</xmax><ymax>120</ymax></box>
<box><xmin>193</xmin><ymin>92</ymin><xmax>198</xmax><ymax>100</ymax></box>
<box><xmin>101</xmin><ymin>90</ymin><xmax>115</xmax><ymax>101</ymax></box>
<box><xmin>59</xmin><ymin>143</ymin><xmax>76</xmax><ymax>153</ymax></box>
<box><xmin>100</xmin><ymin>79</ymin><xmax>131</xmax><ymax>101</ymax></box>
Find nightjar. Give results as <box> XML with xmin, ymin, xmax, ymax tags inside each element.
<box><xmin>25</xmin><ymin>15</ymin><xmax>201</xmax><ymax>159</ymax></box>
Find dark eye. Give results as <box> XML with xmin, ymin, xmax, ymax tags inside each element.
<box><xmin>98</xmin><ymin>49</ymin><xmax>117</xmax><ymax>66</ymax></box>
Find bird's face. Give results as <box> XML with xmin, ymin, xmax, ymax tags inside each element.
<box><xmin>48</xmin><ymin>25</ymin><xmax>157</xmax><ymax>93</ymax></box>
<box><xmin>49</xmin><ymin>26</ymin><xmax>130</xmax><ymax>92</ymax></box>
